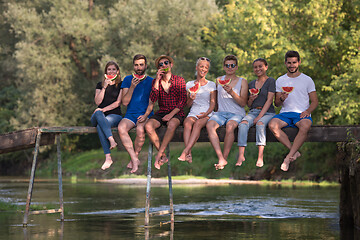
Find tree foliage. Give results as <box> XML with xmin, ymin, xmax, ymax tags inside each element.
<box><xmin>202</xmin><ymin>0</ymin><xmax>360</xmax><ymax>124</ymax></box>
<box><xmin>0</xmin><ymin>0</ymin><xmax>358</xmax><ymax>132</ymax></box>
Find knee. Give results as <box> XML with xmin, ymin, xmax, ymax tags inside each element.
<box><xmin>226</xmin><ymin>123</ymin><xmax>237</xmax><ymax>133</ymax></box>
<box><xmin>206</xmin><ymin>121</ymin><xmax>216</xmax><ymax>131</ymax></box>
<box><xmin>256</xmin><ymin>121</ymin><xmax>264</xmax><ymax>126</ymax></box>
<box><xmin>183</xmin><ymin>121</ymin><xmax>193</xmax><ymax>130</ymax></box>
<box><xmin>144</xmin><ymin>122</ymin><xmax>153</xmax><ymax>133</ymax></box>
<box><xmin>137</xmin><ymin>127</ymin><xmax>146</xmax><ymax>138</ymax></box>
<box><xmin>239</xmin><ymin>120</ymin><xmax>249</xmax><ymax>127</ymax></box>
<box><xmin>268</xmin><ymin>120</ymin><xmax>277</xmax><ymax>131</ymax></box>
<box><xmin>167</xmin><ymin>121</ymin><xmax>179</xmax><ymax>131</ymax></box>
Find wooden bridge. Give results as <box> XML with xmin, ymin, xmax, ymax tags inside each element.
<box><xmin>0</xmin><ymin>125</ymin><xmax>359</xmax><ymax>229</ymax></box>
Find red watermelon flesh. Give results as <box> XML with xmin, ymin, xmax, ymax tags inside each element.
<box><xmin>218</xmin><ymin>78</ymin><xmax>231</xmax><ymax>86</ymax></box>
<box><xmin>281</xmin><ymin>86</ymin><xmax>294</xmax><ymax>93</ymax></box>
<box><xmin>249</xmin><ymin>88</ymin><xmax>260</xmax><ymax>95</ymax></box>
<box><xmin>105</xmin><ymin>74</ymin><xmax>117</xmax><ymax>81</ymax></box>
<box><xmin>188</xmin><ymin>83</ymin><xmax>200</xmax><ymax>94</ymax></box>
<box><xmin>132</xmin><ymin>73</ymin><xmax>146</xmax><ymax>81</ymax></box>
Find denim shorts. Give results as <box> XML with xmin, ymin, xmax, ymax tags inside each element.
<box><xmin>273</xmin><ymin>112</ymin><xmax>312</xmax><ymax>128</ymax></box>
<box><xmin>208</xmin><ymin>111</ymin><xmax>244</xmax><ymax>126</ymax></box>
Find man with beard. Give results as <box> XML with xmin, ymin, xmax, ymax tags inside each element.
<box><xmin>268</xmin><ymin>51</ymin><xmax>318</xmax><ymax>171</ymax></box>
<box><xmin>118</xmin><ymin>54</ymin><xmax>154</xmax><ymax>173</ymax></box>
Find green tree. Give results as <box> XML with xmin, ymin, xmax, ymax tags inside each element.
<box><xmin>201</xmin><ymin>0</ymin><xmax>360</xmax><ymax>124</ymax></box>
<box><xmin>5</xmin><ymin>0</ymin><xmax>108</xmax><ymax>128</ymax></box>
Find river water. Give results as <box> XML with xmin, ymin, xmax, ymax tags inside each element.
<box><xmin>0</xmin><ymin>178</ymin><xmax>347</xmax><ymax>239</ymax></box>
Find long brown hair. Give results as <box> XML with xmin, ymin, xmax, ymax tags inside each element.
<box><xmin>103</xmin><ymin>61</ymin><xmax>121</xmax><ymax>87</ymax></box>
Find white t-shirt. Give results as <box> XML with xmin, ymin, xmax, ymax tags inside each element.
<box><xmin>276</xmin><ymin>73</ymin><xmax>316</xmax><ymax>113</ymax></box>
<box><xmin>186</xmin><ymin>80</ymin><xmax>216</xmax><ymax>118</ymax></box>
<box><xmin>216</xmin><ymin>75</ymin><xmax>246</xmax><ymax>116</ymax></box>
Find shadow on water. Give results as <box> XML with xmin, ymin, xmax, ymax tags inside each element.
<box><xmin>0</xmin><ymin>178</ymin><xmax>357</xmax><ymax>239</ymax></box>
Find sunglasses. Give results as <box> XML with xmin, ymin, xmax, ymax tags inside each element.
<box><xmin>158</xmin><ymin>60</ymin><xmax>169</xmax><ymax>67</ymax></box>
<box><xmin>225</xmin><ymin>63</ymin><xmax>237</xmax><ymax>68</ymax></box>
<box><xmin>198</xmin><ymin>57</ymin><xmax>211</xmax><ymax>62</ymax></box>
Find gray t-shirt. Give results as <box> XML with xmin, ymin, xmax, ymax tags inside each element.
<box><xmin>248</xmin><ymin>77</ymin><xmax>275</xmax><ymax>113</ymax></box>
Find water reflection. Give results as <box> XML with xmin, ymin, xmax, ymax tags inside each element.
<box><xmin>0</xmin><ymin>179</ymin><xmax>345</xmax><ymax>239</ymax></box>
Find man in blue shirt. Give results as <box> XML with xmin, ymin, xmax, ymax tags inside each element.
<box><xmin>118</xmin><ymin>54</ymin><xmax>154</xmax><ymax>173</ymax></box>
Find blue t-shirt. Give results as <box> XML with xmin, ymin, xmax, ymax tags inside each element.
<box><xmin>121</xmin><ymin>75</ymin><xmax>154</xmax><ymax>114</ymax></box>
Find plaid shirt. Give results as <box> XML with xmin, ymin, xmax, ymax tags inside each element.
<box><xmin>150</xmin><ymin>74</ymin><xmax>187</xmax><ymax>117</ymax></box>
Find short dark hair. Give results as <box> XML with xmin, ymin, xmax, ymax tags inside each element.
<box><xmin>223</xmin><ymin>55</ymin><xmax>238</xmax><ymax>66</ymax></box>
<box><xmin>133</xmin><ymin>54</ymin><xmax>147</xmax><ymax>65</ymax></box>
<box><xmin>253</xmin><ymin>58</ymin><xmax>268</xmax><ymax>66</ymax></box>
<box><xmin>285</xmin><ymin>51</ymin><xmax>300</xmax><ymax>62</ymax></box>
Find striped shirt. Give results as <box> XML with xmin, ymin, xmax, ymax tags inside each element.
<box><xmin>150</xmin><ymin>74</ymin><xmax>187</xmax><ymax>117</ymax></box>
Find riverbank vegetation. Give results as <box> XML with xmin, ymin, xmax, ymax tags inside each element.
<box><xmin>0</xmin><ymin>0</ymin><xmax>359</xmax><ymax>179</ymax></box>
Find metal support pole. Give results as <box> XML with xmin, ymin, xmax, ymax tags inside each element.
<box><xmin>166</xmin><ymin>145</ymin><xmax>174</xmax><ymax>223</ymax></box>
<box><xmin>56</xmin><ymin>134</ymin><xmax>64</xmax><ymax>221</ymax></box>
<box><xmin>145</xmin><ymin>143</ymin><xmax>153</xmax><ymax>226</ymax></box>
<box><xmin>23</xmin><ymin>130</ymin><xmax>42</xmax><ymax>227</ymax></box>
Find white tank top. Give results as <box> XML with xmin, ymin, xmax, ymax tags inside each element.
<box><xmin>217</xmin><ymin>76</ymin><xmax>246</xmax><ymax>116</ymax></box>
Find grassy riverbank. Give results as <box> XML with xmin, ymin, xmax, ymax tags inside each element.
<box><xmin>32</xmin><ymin>141</ymin><xmax>339</xmax><ymax>182</ymax></box>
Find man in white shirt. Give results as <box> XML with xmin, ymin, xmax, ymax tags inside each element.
<box><xmin>268</xmin><ymin>51</ymin><xmax>318</xmax><ymax>171</ymax></box>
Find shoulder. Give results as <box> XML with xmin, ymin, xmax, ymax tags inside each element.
<box><xmin>96</xmin><ymin>82</ymin><xmax>102</xmax><ymax>89</ymax></box>
<box><xmin>186</xmin><ymin>80</ymin><xmax>195</xmax><ymax>86</ymax></box>
<box><xmin>299</xmin><ymin>73</ymin><xmax>313</xmax><ymax>81</ymax></box>
<box><xmin>123</xmin><ymin>75</ymin><xmax>133</xmax><ymax>82</ymax></box>
<box><xmin>276</xmin><ymin>73</ymin><xmax>288</xmax><ymax>81</ymax></box>
<box><xmin>145</xmin><ymin>76</ymin><xmax>154</xmax><ymax>81</ymax></box>
<box><xmin>172</xmin><ymin>75</ymin><xmax>185</xmax><ymax>84</ymax></box>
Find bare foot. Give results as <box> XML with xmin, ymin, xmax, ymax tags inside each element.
<box><xmin>293</xmin><ymin>151</ymin><xmax>301</xmax><ymax>161</ymax></box>
<box><xmin>178</xmin><ymin>150</ymin><xmax>187</xmax><ymax>161</ymax></box>
<box><xmin>109</xmin><ymin>137</ymin><xmax>117</xmax><ymax>150</ymax></box>
<box><xmin>280</xmin><ymin>155</ymin><xmax>295</xmax><ymax>171</ymax></box>
<box><xmin>101</xmin><ymin>158</ymin><xmax>113</xmax><ymax>170</ymax></box>
<box><xmin>159</xmin><ymin>155</ymin><xmax>168</xmax><ymax>166</ymax></box>
<box><xmin>214</xmin><ymin>158</ymin><xmax>227</xmax><ymax>170</ymax></box>
<box><xmin>235</xmin><ymin>155</ymin><xmax>245</xmax><ymax>167</ymax></box>
<box><xmin>127</xmin><ymin>161</ymin><xmax>133</xmax><ymax>169</ymax></box>
<box><xmin>130</xmin><ymin>159</ymin><xmax>140</xmax><ymax>173</ymax></box>
<box><xmin>154</xmin><ymin>155</ymin><xmax>162</xmax><ymax>170</ymax></box>
<box><xmin>185</xmin><ymin>154</ymin><xmax>192</xmax><ymax>163</ymax></box>
<box><xmin>256</xmin><ymin>158</ymin><xmax>264</xmax><ymax>167</ymax></box>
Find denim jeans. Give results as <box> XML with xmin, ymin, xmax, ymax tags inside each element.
<box><xmin>237</xmin><ymin>109</ymin><xmax>275</xmax><ymax>146</ymax></box>
<box><xmin>91</xmin><ymin>111</ymin><xmax>122</xmax><ymax>154</ymax></box>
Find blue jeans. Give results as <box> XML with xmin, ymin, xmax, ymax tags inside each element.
<box><xmin>91</xmin><ymin>111</ymin><xmax>122</xmax><ymax>154</ymax></box>
<box><xmin>237</xmin><ymin>109</ymin><xmax>275</xmax><ymax>146</ymax></box>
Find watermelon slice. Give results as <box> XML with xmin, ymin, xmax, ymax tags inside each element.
<box><xmin>104</xmin><ymin>74</ymin><xmax>117</xmax><ymax>81</ymax></box>
<box><xmin>132</xmin><ymin>73</ymin><xmax>146</xmax><ymax>81</ymax></box>
<box><xmin>281</xmin><ymin>86</ymin><xmax>294</xmax><ymax>93</ymax></box>
<box><xmin>249</xmin><ymin>88</ymin><xmax>260</xmax><ymax>95</ymax></box>
<box><xmin>188</xmin><ymin>83</ymin><xmax>200</xmax><ymax>94</ymax></box>
<box><xmin>162</xmin><ymin>67</ymin><xmax>169</xmax><ymax>73</ymax></box>
<box><xmin>217</xmin><ymin>78</ymin><xmax>231</xmax><ymax>86</ymax></box>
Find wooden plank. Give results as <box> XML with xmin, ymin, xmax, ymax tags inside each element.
<box><xmin>0</xmin><ymin>128</ymin><xmax>55</xmax><ymax>154</ymax></box>
<box><xmin>0</xmin><ymin>125</ymin><xmax>359</xmax><ymax>154</ymax></box>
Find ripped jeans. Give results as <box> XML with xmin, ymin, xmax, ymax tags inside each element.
<box><xmin>237</xmin><ymin>109</ymin><xmax>275</xmax><ymax>146</ymax></box>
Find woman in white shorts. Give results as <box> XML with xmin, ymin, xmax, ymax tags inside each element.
<box><xmin>178</xmin><ymin>57</ymin><xmax>216</xmax><ymax>163</ymax></box>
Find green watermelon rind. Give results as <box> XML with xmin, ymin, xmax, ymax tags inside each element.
<box><xmin>188</xmin><ymin>83</ymin><xmax>200</xmax><ymax>94</ymax></box>
<box><xmin>132</xmin><ymin>73</ymin><xmax>146</xmax><ymax>81</ymax></box>
<box><xmin>249</xmin><ymin>88</ymin><xmax>260</xmax><ymax>95</ymax></box>
<box><xmin>217</xmin><ymin>78</ymin><xmax>231</xmax><ymax>86</ymax></box>
<box><xmin>162</xmin><ymin>67</ymin><xmax>169</xmax><ymax>73</ymax></box>
<box><xmin>104</xmin><ymin>74</ymin><xmax>117</xmax><ymax>81</ymax></box>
